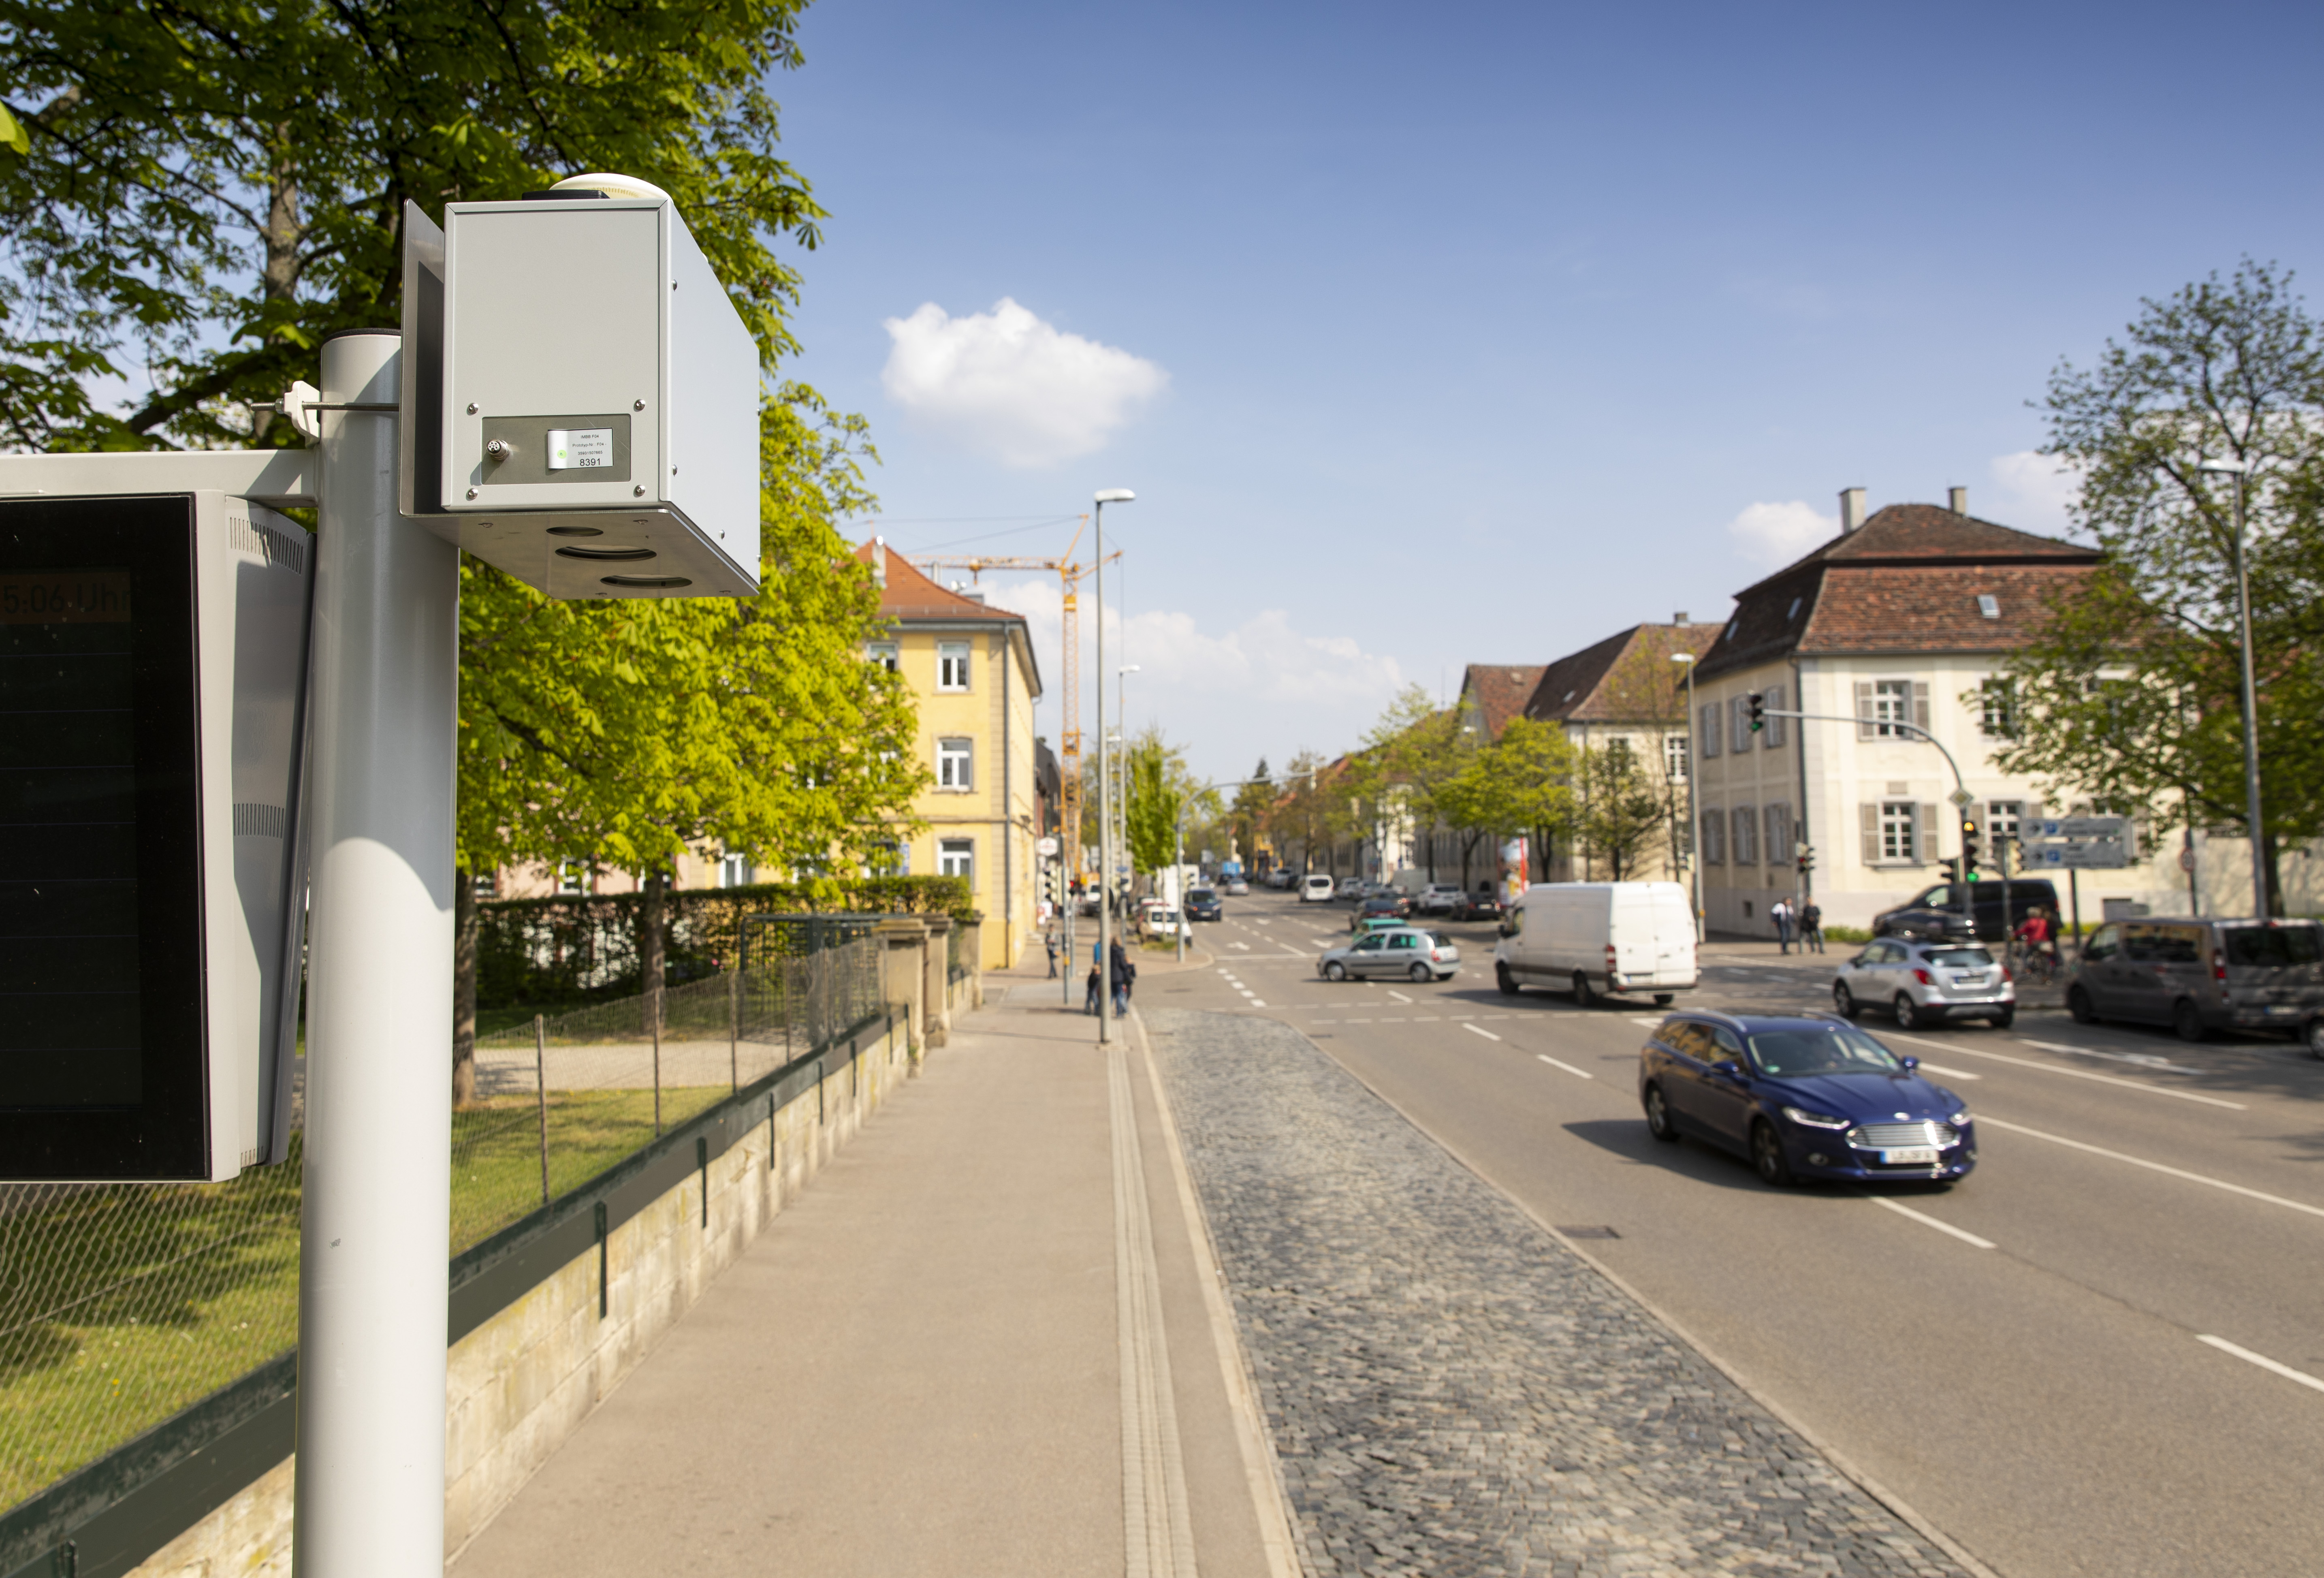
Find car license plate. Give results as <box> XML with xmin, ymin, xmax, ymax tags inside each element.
<box><xmin>2266</xmin><ymin>1005</ymin><xmax>2297</xmax><ymax>1016</ymax></box>
<box><xmin>1881</xmin><ymin>1147</ymin><xmax>1939</xmax><ymax>1165</ymax></box>
<box><xmin>1950</xmin><ymin>974</ymin><xmax>1980</xmax><ymax>986</ymax></box>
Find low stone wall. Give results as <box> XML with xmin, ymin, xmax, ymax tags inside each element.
<box><xmin>122</xmin><ymin>1011</ymin><xmax>915</xmax><ymax>1578</ymax></box>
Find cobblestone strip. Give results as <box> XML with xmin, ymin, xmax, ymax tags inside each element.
<box><xmin>1146</xmin><ymin>1008</ymin><xmax>1970</xmax><ymax>1578</ymax></box>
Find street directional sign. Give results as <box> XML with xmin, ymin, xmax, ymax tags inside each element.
<box><xmin>1948</xmin><ymin>788</ymin><xmax>1977</xmax><ymax>808</ymax></box>
<box><xmin>2026</xmin><ymin>840</ymin><xmax>2131</xmax><ymax>870</ymax></box>
<box><xmin>2034</xmin><ymin>815</ymin><xmax>2130</xmax><ymax>841</ymax></box>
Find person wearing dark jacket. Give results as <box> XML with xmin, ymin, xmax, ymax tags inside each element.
<box><xmin>1109</xmin><ymin>939</ymin><xmax>1135</xmax><ymax>1017</ymax></box>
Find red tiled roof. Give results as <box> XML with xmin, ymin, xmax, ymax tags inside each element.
<box><xmin>1696</xmin><ymin>504</ymin><xmax>2102</xmax><ymax>682</ymax></box>
<box><xmin>1524</xmin><ymin>624</ymin><xmax>1717</xmax><ymax>725</ymax></box>
<box><xmin>854</xmin><ymin>542</ymin><xmax>1027</xmax><ymax>622</ymax></box>
<box><xmin>1459</xmin><ymin>664</ymin><xmax>1546</xmax><ymax>741</ymax></box>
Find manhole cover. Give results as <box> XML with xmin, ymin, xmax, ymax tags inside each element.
<box><xmin>1558</xmin><ymin>1226</ymin><xmax>1620</xmax><ymax>1240</ymax></box>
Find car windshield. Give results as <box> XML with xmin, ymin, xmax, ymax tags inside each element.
<box><xmin>1747</xmin><ymin>1026</ymin><xmax>1906</xmax><ymax>1078</ymax></box>
<box><xmin>1189</xmin><ymin>890</ymin><xmax>1216</xmax><ymax>901</ymax></box>
<box><xmin>1926</xmin><ymin>948</ymin><xmax>1995</xmax><ymax>967</ymax></box>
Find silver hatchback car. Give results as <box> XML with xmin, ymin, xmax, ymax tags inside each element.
<box><xmin>1318</xmin><ymin>927</ymin><xmax>1461</xmax><ymax>983</ymax></box>
<box><xmin>1833</xmin><ymin>937</ymin><xmax>2015</xmax><ymax>1029</ymax></box>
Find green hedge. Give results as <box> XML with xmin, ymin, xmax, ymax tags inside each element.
<box><xmin>477</xmin><ymin>876</ymin><xmax>973</xmax><ymax>1010</ymax></box>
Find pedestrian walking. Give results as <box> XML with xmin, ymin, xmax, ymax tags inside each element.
<box><xmin>1109</xmin><ymin>938</ymin><xmax>1135</xmax><ymax>1018</ymax></box>
<box><xmin>1044</xmin><ymin>929</ymin><xmax>1058</xmax><ymax>978</ymax></box>
<box><xmin>1771</xmin><ymin>897</ymin><xmax>1795</xmax><ymax>954</ymax></box>
<box><xmin>1800</xmin><ymin>900</ymin><xmax>1825</xmax><ymax>954</ymax></box>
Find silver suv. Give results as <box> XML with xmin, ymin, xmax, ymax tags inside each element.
<box><xmin>1833</xmin><ymin>937</ymin><xmax>2015</xmax><ymax>1029</ymax></box>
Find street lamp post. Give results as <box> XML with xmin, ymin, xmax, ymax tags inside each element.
<box><xmin>1092</xmin><ymin>489</ymin><xmax>1133</xmax><ymax>1042</ymax></box>
<box><xmin>1671</xmin><ymin>652</ymin><xmax>1703</xmax><ymax>942</ymax></box>
<box><xmin>2198</xmin><ymin>458</ymin><xmax>2269</xmax><ymax>917</ymax></box>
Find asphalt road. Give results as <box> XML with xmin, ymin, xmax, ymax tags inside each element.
<box><xmin>1163</xmin><ymin>888</ymin><xmax>2324</xmax><ymax>1578</ymax></box>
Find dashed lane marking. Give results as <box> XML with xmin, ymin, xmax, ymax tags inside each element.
<box><xmin>2197</xmin><ymin>1335</ymin><xmax>2324</xmax><ymax>1396</ymax></box>
<box><xmin>1913</xmin><ymin>1063</ymin><xmax>1984</xmax><ymax>1081</ymax></box>
<box><xmin>1882</xmin><ymin>1032</ymin><xmax>2246</xmax><ymax>1110</ymax></box>
<box><xmin>1977</xmin><ymin>1116</ymin><xmax>2324</xmax><ymax>1221</ymax></box>
<box><xmin>1871</xmin><ymin>1196</ymin><xmax>1995</xmax><ymax>1249</ymax></box>
<box><xmin>1463</xmin><ymin>1024</ymin><xmax>1502</xmax><ymax>1042</ymax></box>
<box><xmin>1387</xmin><ymin>990</ymin><xmax>1413</xmax><ymax>1004</ymax></box>
<box><xmin>1535</xmin><ymin>1054</ymin><xmax>1593</xmax><ymax>1080</ymax></box>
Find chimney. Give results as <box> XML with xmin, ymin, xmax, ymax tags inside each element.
<box><xmin>870</xmin><ymin>534</ymin><xmax>887</xmax><ymax>587</ymax></box>
<box><xmin>1673</xmin><ymin>611</ymin><xmax>1689</xmax><ymax>626</ymax></box>
<box><xmin>1948</xmin><ymin>485</ymin><xmax>1968</xmax><ymax>515</ymax></box>
<box><xmin>1838</xmin><ymin>487</ymin><xmax>1868</xmax><ymax>534</ymax></box>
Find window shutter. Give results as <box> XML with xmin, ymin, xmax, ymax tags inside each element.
<box><xmin>1860</xmin><ymin>803</ymin><xmax>1879</xmax><ymax>864</ymax></box>
<box><xmin>1855</xmin><ymin>681</ymin><xmax>1875</xmax><ymax>740</ymax></box>
<box><xmin>1765</xmin><ymin>685</ymin><xmax>1785</xmax><ymax>747</ymax></box>
<box><xmin>1919</xmin><ymin>803</ymin><xmax>1940</xmax><ymax>864</ymax></box>
<box><xmin>1913</xmin><ymin>681</ymin><xmax>1931</xmax><ymax>730</ymax></box>
<box><xmin>1702</xmin><ymin>703</ymin><xmax>1720</xmax><ymax>758</ymax></box>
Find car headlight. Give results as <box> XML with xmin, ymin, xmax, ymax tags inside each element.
<box><xmin>1782</xmin><ymin>1105</ymin><xmax>1851</xmax><ymax>1130</ymax></box>
<box><xmin>1949</xmin><ymin>1110</ymin><xmax>1972</xmax><ymax>1128</ymax></box>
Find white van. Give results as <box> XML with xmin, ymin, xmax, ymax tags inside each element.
<box><xmin>1493</xmin><ymin>882</ymin><xmax>1697</xmax><ymax>1006</ymax></box>
<box><xmin>1300</xmin><ymin>873</ymin><xmax>1338</xmax><ymax>903</ymax></box>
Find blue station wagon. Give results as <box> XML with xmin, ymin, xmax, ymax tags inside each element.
<box><xmin>1637</xmin><ymin>1012</ymin><xmax>1977</xmax><ymax>1187</ymax></box>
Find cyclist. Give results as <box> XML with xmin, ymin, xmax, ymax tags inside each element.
<box><xmin>2012</xmin><ymin>908</ymin><xmax>2058</xmax><ymax>982</ymax></box>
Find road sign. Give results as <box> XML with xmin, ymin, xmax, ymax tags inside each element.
<box><xmin>1036</xmin><ymin>835</ymin><xmax>1059</xmax><ymax>858</ymax></box>
<box><xmin>2027</xmin><ymin>840</ymin><xmax>2131</xmax><ymax>870</ymax></box>
<box><xmin>2179</xmin><ymin>847</ymin><xmax>2196</xmax><ymax>873</ymax></box>
<box><xmin>2033</xmin><ymin>815</ymin><xmax>2130</xmax><ymax>841</ymax></box>
<box><xmin>1949</xmin><ymin>788</ymin><xmax>1976</xmax><ymax>808</ymax></box>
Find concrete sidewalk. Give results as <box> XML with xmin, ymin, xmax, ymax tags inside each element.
<box><xmin>447</xmin><ymin>969</ymin><xmax>1291</xmax><ymax>1578</ymax></box>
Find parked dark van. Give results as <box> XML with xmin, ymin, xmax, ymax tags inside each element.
<box><xmin>2063</xmin><ymin>917</ymin><xmax>2324</xmax><ymax>1048</ymax></box>
<box><xmin>1872</xmin><ymin>879</ymin><xmax>2062</xmax><ymax>944</ymax></box>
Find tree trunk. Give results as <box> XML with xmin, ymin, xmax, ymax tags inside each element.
<box><xmin>642</xmin><ymin>871</ymin><xmax>669</xmax><ymax>1027</ymax></box>
<box><xmin>253</xmin><ymin>139</ymin><xmax>302</xmax><ymax>444</ymax></box>
<box><xmin>452</xmin><ymin>868</ymin><xmax>478</xmax><ymax>1108</ymax></box>
<box><xmin>2262</xmin><ymin>829</ymin><xmax>2286</xmax><ymax>917</ymax></box>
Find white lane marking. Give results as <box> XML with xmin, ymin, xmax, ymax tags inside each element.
<box><xmin>1231</xmin><ymin>940</ymin><xmax>1251</xmax><ymax>950</ymax></box>
<box><xmin>1344</xmin><ymin>1017</ymin><xmax>1373</xmax><ymax>1023</ymax></box>
<box><xmin>1463</xmin><ymin>1024</ymin><xmax>1502</xmax><ymax>1042</ymax></box>
<box><xmin>1977</xmin><ymin>1117</ymin><xmax>2324</xmax><ymax>1221</ymax></box>
<box><xmin>1248</xmin><ymin>1000</ymin><xmax>1267</xmax><ymax>1008</ymax></box>
<box><xmin>1387</xmin><ymin>990</ymin><xmax>1413</xmax><ymax>1004</ymax></box>
<box><xmin>1912</xmin><ymin>1063</ymin><xmax>1984</xmax><ymax>1082</ymax></box>
<box><xmin>2024</xmin><ymin>1038</ymin><xmax>2199</xmax><ymax>1074</ymax></box>
<box><xmin>1871</xmin><ymin>1195</ymin><xmax>1996</xmax><ymax>1249</ymax></box>
<box><xmin>1536</xmin><ymin>1054</ymin><xmax>1594</xmax><ymax>1080</ymax></box>
<box><xmin>1629</xmin><ymin>1016</ymin><xmax>1666</xmax><ymax>1027</ymax></box>
<box><xmin>2197</xmin><ymin>1335</ymin><xmax>2324</xmax><ymax>1396</ymax></box>
<box><xmin>1882</xmin><ymin>1033</ymin><xmax>2247</xmax><ymax>1110</ymax></box>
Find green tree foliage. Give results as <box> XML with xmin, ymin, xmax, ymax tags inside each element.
<box><xmin>1120</xmin><ymin>728</ymin><xmax>1215</xmax><ymax>878</ymax></box>
<box><xmin>1360</xmin><ymin>685</ymin><xmax>1476</xmax><ymax>875</ymax></box>
<box><xmin>1990</xmin><ymin>261</ymin><xmax>2324</xmax><ymax>913</ymax></box>
<box><xmin>1264</xmin><ymin>750</ymin><xmax>1342</xmax><ymax>871</ymax></box>
<box><xmin>0</xmin><ymin>0</ymin><xmax>821</xmax><ymax>448</ymax></box>
<box><xmin>1229</xmin><ymin>758</ymin><xmax>1272</xmax><ymax>867</ymax></box>
<box><xmin>1441</xmin><ymin>718</ymin><xmax>1577</xmax><ymax>882</ymax></box>
<box><xmin>1572</xmin><ymin>740</ymin><xmax>1667</xmax><ymax>880</ymax></box>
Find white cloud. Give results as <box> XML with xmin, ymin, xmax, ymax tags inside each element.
<box><xmin>1986</xmin><ymin>451</ymin><xmax>2082</xmax><ymax>535</ymax></box>
<box><xmin>1727</xmin><ymin>500</ymin><xmax>1836</xmax><ymax>567</ymax></box>
<box><xmin>879</xmin><ymin>298</ymin><xmax>1167</xmax><ymax>469</ymax></box>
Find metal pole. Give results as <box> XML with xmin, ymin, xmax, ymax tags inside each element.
<box><xmin>651</xmin><ymin>986</ymin><xmax>663</xmax><ymax>1136</ymax></box>
<box><xmin>1095</xmin><ymin>500</ymin><xmax>1111</xmax><ymax>1044</ymax></box>
<box><xmin>297</xmin><ymin>328</ymin><xmax>458</xmax><ymax>1578</ymax></box>
<box><xmin>2230</xmin><ymin>472</ymin><xmax>2269</xmax><ymax>916</ymax></box>
<box><xmin>1175</xmin><ymin>803</ymin><xmax>1185</xmax><ymax>964</ymax></box>
<box><xmin>1683</xmin><ymin>660</ymin><xmax>1703</xmax><ymax>942</ymax></box>
<box><xmin>729</xmin><ymin>967</ymin><xmax>740</xmax><ymax>1093</ymax></box>
<box><xmin>534</xmin><ymin>1014</ymin><xmax>551</xmax><ymax>1206</ymax></box>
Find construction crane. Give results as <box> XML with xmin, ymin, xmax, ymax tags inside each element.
<box><xmin>908</xmin><ymin>522</ymin><xmax>1119</xmax><ymax>887</ymax></box>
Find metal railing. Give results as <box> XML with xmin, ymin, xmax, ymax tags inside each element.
<box><xmin>1</xmin><ymin>938</ymin><xmax>885</xmax><ymax>1516</ymax></box>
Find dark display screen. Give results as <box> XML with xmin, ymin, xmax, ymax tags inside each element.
<box><xmin>0</xmin><ymin>496</ymin><xmax>205</xmax><ymax>1177</ymax></box>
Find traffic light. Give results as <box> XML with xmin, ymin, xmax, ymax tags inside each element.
<box><xmin>1797</xmin><ymin>846</ymin><xmax>1816</xmax><ymax>874</ymax></box>
<box><xmin>1746</xmin><ymin>692</ymin><xmax>1765</xmax><ymax>732</ymax></box>
<box><xmin>1961</xmin><ymin>816</ymin><xmax>1982</xmax><ymax>878</ymax></box>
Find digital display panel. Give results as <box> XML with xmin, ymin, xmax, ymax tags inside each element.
<box><xmin>0</xmin><ymin>496</ymin><xmax>205</xmax><ymax>1177</ymax></box>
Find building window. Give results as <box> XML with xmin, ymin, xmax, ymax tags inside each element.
<box><xmin>1700</xmin><ymin>807</ymin><xmax>1726</xmax><ymax>865</ymax></box>
<box><xmin>1857</xmin><ymin>678</ymin><xmax>1929</xmax><ymax>740</ymax></box>
<box><xmin>1987</xmin><ymin>800</ymin><xmax>2023</xmax><ymax>846</ymax></box>
<box><xmin>938</xmin><ymin>641</ymin><xmax>971</xmax><ymax>692</ymax></box>
<box><xmin>1980</xmin><ymin>677</ymin><xmax>2017</xmax><ymax>737</ymax></box>
<box><xmin>1731</xmin><ymin>805</ymin><xmax>1758</xmax><ymax>865</ymax></box>
<box><xmin>938</xmin><ymin>737</ymin><xmax>974</xmax><ymax>790</ymax></box>
<box><xmin>1763</xmin><ymin>683</ymin><xmax>1786</xmax><ymax>748</ymax></box>
<box><xmin>1764</xmin><ymin>802</ymin><xmax>1791</xmax><ymax>866</ymax></box>
<box><xmin>1878</xmin><ymin>804</ymin><xmax>1915</xmax><ymax>864</ymax></box>
<box><xmin>866</xmin><ymin>641</ymin><xmax>898</xmax><ymax>673</ymax></box>
<box><xmin>556</xmin><ymin>862</ymin><xmax>586</xmax><ymax>895</ymax></box>
<box><xmin>718</xmin><ymin>851</ymin><xmax>752</xmax><ymax>888</ymax></box>
<box><xmin>472</xmin><ymin>871</ymin><xmax>498</xmax><ymax>901</ymax></box>
<box><xmin>939</xmin><ymin>838</ymin><xmax>974</xmax><ymax>883</ymax></box>
<box><xmin>1663</xmin><ymin>732</ymin><xmax>1688</xmax><ymax>783</ymax></box>
<box><xmin>1699</xmin><ymin>702</ymin><xmax>1722</xmax><ymax>759</ymax></box>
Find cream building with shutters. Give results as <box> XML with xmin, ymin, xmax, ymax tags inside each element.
<box><xmin>1689</xmin><ymin>491</ymin><xmax>2187</xmax><ymax>936</ymax></box>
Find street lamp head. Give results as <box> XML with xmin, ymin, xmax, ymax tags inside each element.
<box><xmin>1119</xmin><ymin>664</ymin><xmax>1141</xmax><ymax>675</ymax></box>
<box><xmin>1671</xmin><ymin>652</ymin><xmax>1695</xmax><ymax>665</ymax></box>
<box><xmin>1093</xmin><ymin>488</ymin><xmax>1136</xmax><ymax>504</ymax></box>
<box><xmin>2196</xmin><ymin>458</ymin><xmax>2250</xmax><ymax>476</ymax></box>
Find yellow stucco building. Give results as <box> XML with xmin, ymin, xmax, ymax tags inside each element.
<box><xmin>858</xmin><ymin>540</ymin><xmax>1044</xmax><ymax>971</ymax></box>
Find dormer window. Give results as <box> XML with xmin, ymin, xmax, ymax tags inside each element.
<box><xmin>1787</xmin><ymin>596</ymin><xmax>1802</xmax><ymax>621</ymax></box>
<box><xmin>1976</xmin><ymin>594</ymin><xmax>2000</xmax><ymax>620</ymax></box>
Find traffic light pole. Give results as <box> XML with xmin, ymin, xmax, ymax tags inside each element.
<box><xmin>1762</xmin><ymin>709</ymin><xmax>1973</xmax><ymax>932</ymax></box>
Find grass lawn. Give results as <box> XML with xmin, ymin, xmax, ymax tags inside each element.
<box><xmin>2</xmin><ymin>1087</ymin><xmax>731</xmax><ymax>1511</ymax></box>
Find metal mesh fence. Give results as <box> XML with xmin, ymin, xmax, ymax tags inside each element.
<box><xmin>1</xmin><ymin>937</ymin><xmax>886</xmax><ymax>1515</ymax></box>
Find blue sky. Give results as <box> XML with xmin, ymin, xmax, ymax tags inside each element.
<box><xmin>770</xmin><ymin>0</ymin><xmax>2324</xmax><ymax>784</ymax></box>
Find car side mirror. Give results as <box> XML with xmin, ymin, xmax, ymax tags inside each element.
<box><xmin>1712</xmin><ymin>1058</ymin><xmax>1742</xmax><ymax>1077</ymax></box>
<box><xmin>1899</xmin><ymin>1055</ymin><xmax>1920</xmax><ymax>1071</ymax></box>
